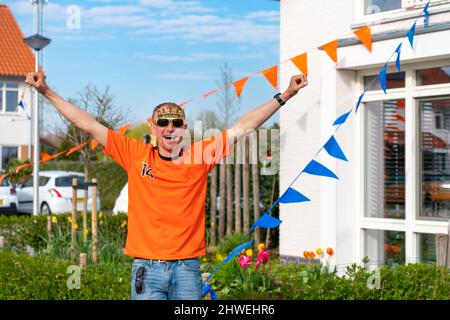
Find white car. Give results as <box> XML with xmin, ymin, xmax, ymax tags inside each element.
<box><xmin>113</xmin><ymin>182</ymin><xmax>128</xmax><ymax>214</ymax></box>
<box><xmin>17</xmin><ymin>171</ymin><xmax>101</xmax><ymax>214</ymax></box>
<box><xmin>0</xmin><ymin>176</ymin><xmax>18</xmax><ymax>214</ymax></box>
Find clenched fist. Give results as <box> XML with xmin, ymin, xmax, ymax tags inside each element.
<box><xmin>284</xmin><ymin>74</ymin><xmax>308</xmax><ymax>99</ymax></box>
<box><xmin>25</xmin><ymin>72</ymin><xmax>50</xmax><ymax>96</ymax></box>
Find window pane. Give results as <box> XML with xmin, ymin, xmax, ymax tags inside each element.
<box><xmin>6</xmin><ymin>82</ymin><xmax>18</xmax><ymax>89</ymax></box>
<box><xmin>365</xmin><ymin>0</ymin><xmax>402</xmax><ymax>15</ymax></box>
<box><xmin>1</xmin><ymin>146</ymin><xmax>18</xmax><ymax>170</ymax></box>
<box><xmin>55</xmin><ymin>175</ymin><xmax>84</xmax><ymax>187</ymax></box>
<box><xmin>0</xmin><ymin>91</ymin><xmax>3</xmax><ymax>112</ymax></box>
<box><xmin>417</xmin><ymin>66</ymin><xmax>450</xmax><ymax>86</ymax></box>
<box><xmin>365</xmin><ymin>230</ymin><xmax>405</xmax><ymax>266</ymax></box>
<box><xmin>420</xmin><ymin>98</ymin><xmax>450</xmax><ymax>220</ymax></box>
<box><xmin>365</xmin><ymin>72</ymin><xmax>405</xmax><ymax>91</ymax></box>
<box><xmin>39</xmin><ymin>176</ymin><xmax>50</xmax><ymax>187</ymax></box>
<box><xmin>5</xmin><ymin>91</ymin><xmax>18</xmax><ymax>112</ymax></box>
<box><xmin>417</xmin><ymin>233</ymin><xmax>437</xmax><ymax>263</ymax></box>
<box><xmin>366</xmin><ymin>100</ymin><xmax>405</xmax><ymax>219</ymax></box>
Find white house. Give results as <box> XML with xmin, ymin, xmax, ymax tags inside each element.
<box><xmin>279</xmin><ymin>0</ymin><xmax>450</xmax><ymax>269</ymax></box>
<box><xmin>0</xmin><ymin>4</ymin><xmax>35</xmax><ymax>171</ymax></box>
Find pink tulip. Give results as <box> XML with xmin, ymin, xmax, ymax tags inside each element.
<box><xmin>239</xmin><ymin>255</ymin><xmax>252</xmax><ymax>269</ymax></box>
<box><xmin>257</xmin><ymin>249</ymin><xmax>270</xmax><ymax>265</ymax></box>
<box><xmin>255</xmin><ymin>261</ymin><xmax>260</xmax><ymax>269</ymax></box>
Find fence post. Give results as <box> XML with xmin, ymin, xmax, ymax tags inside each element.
<box><xmin>91</xmin><ymin>178</ymin><xmax>98</xmax><ymax>264</ymax></box>
<box><xmin>47</xmin><ymin>216</ymin><xmax>52</xmax><ymax>234</ymax></box>
<box><xmin>436</xmin><ymin>219</ymin><xmax>450</xmax><ymax>267</ymax></box>
<box><xmin>447</xmin><ymin>219</ymin><xmax>450</xmax><ymax>268</ymax></box>
<box><xmin>79</xmin><ymin>253</ymin><xmax>87</xmax><ymax>271</ymax></box>
<box><xmin>82</xmin><ymin>181</ymin><xmax>88</xmax><ymax>244</ymax></box>
<box><xmin>70</xmin><ymin>178</ymin><xmax>78</xmax><ymax>261</ymax></box>
<box><xmin>0</xmin><ymin>236</ymin><xmax>4</xmax><ymax>250</ymax></box>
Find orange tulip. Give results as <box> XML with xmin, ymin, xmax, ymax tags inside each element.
<box><xmin>303</xmin><ymin>251</ymin><xmax>309</xmax><ymax>258</ymax></box>
<box><xmin>309</xmin><ymin>251</ymin><xmax>316</xmax><ymax>259</ymax></box>
<box><xmin>326</xmin><ymin>247</ymin><xmax>334</xmax><ymax>255</ymax></box>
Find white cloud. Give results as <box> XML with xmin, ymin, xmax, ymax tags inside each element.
<box><xmin>134</xmin><ymin>51</ymin><xmax>265</xmax><ymax>62</ymax></box>
<box><xmin>246</xmin><ymin>10</ymin><xmax>280</xmax><ymax>21</ymax></box>
<box><xmin>155</xmin><ymin>72</ymin><xmax>213</xmax><ymax>81</ymax></box>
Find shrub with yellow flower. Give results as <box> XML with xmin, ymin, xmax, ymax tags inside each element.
<box><xmin>68</xmin><ymin>216</ymin><xmax>72</xmax><ymax>224</ymax></box>
<box><xmin>83</xmin><ymin>229</ymin><xmax>89</xmax><ymax>237</ymax></box>
<box><xmin>121</xmin><ymin>220</ymin><xmax>127</xmax><ymax>229</ymax></box>
<box><xmin>258</xmin><ymin>243</ymin><xmax>265</xmax><ymax>251</ymax></box>
<box><xmin>51</xmin><ymin>216</ymin><xmax>57</xmax><ymax>224</ymax></box>
<box><xmin>73</xmin><ymin>223</ymin><xmax>78</xmax><ymax>231</ymax></box>
<box><xmin>245</xmin><ymin>249</ymin><xmax>253</xmax><ymax>257</ymax></box>
<box><xmin>316</xmin><ymin>248</ymin><xmax>323</xmax><ymax>255</ymax></box>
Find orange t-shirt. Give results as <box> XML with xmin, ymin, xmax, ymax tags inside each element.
<box><xmin>104</xmin><ymin>129</ymin><xmax>231</xmax><ymax>260</ymax></box>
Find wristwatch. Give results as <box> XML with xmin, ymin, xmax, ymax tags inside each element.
<box><xmin>274</xmin><ymin>93</ymin><xmax>286</xmax><ymax>106</ymax></box>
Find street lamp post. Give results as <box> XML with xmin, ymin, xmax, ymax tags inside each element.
<box><xmin>24</xmin><ymin>0</ymin><xmax>51</xmax><ymax>216</ymax></box>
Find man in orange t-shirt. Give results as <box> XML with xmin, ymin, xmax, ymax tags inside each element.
<box><xmin>26</xmin><ymin>71</ymin><xmax>308</xmax><ymax>300</ymax></box>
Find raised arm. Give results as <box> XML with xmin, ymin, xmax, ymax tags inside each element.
<box><xmin>227</xmin><ymin>74</ymin><xmax>308</xmax><ymax>144</ymax></box>
<box><xmin>25</xmin><ymin>72</ymin><xmax>108</xmax><ymax>146</ymax></box>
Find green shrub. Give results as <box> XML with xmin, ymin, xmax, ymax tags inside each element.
<box><xmin>0</xmin><ymin>251</ymin><xmax>130</xmax><ymax>300</ymax></box>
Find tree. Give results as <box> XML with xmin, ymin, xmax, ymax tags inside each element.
<box><xmin>56</xmin><ymin>84</ymin><xmax>128</xmax><ymax>241</ymax></box>
<box><xmin>216</xmin><ymin>63</ymin><xmax>240</xmax><ymax>239</ymax></box>
<box><xmin>4</xmin><ymin>158</ymin><xmax>32</xmax><ymax>188</ymax></box>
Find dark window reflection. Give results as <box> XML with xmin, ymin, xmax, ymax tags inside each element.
<box><xmin>420</xmin><ymin>98</ymin><xmax>450</xmax><ymax>220</ymax></box>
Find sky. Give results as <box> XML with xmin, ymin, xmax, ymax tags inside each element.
<box><xmin>4</xmin><ymin>0</ymin><xmax>281</xmax><ymax>130</ymax></box>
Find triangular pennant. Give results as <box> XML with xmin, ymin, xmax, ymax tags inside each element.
<box><xmin>407</xmin><ymin>21</ymin><xmax>417</xmax><ymax>49</ymax></box>
<box><xmin>261</xmin><ymin>65</ymin><xmax>278</xmax><ymax>90</ymax></box>
<box><xmin>118</xmin><ymin>124</ymin><xmax>131</xmax><ymax>136</ymax></box>
<box><xmin>334</xmin><ymin>110</ymin><xmax>351</xmax><ymax>125</ymax></box>
<box><xmin>423</xmin><ymin>1</ymin><xmax>430</xmax><ymax>27</ymax></box>
<box><xmin>355</xmin><ymin>92</ymin><xmax>365</xmax><ymax>114</ymax></box>
<box><xmin>252</xmin><ymin>214</ymin><xmax>282</xmax><ymax>230</ymax></box>
<box><xmin>232</xmin><ymin>77</ymin><xmax>249</xmax><ymax>98</ymax></box>
<box><xmin>395</xmin><ymin>43</ymin><xmax>402</xmax><ymax>72</ymax></box>
<box><xmin>66</xmin><ymin>141</ymin><xmax>89</xmax><ymax>156</ymax></box>
<box><xmin>91</xmin><ymin>139</ymin><xmax>99</xmax><ymax>150</ymax></box>
<box><xmin>319</xmin><ymin>40</ymin><xmax>338</xmax><ymax>63</ymax></box>
<box><xmin>378</xmin><ymin>64</ymin><xmax>387</xmax><ymax>94</ymax></box>
<box><xmin>304</xmin><ymin>160</ymin><xmax>338</xmax><ymax>179</ymax></box>
<box><xmin>353</xmin><ymin>26</ymin><xmax>372</xmax><ymax>51</ymax></box>
<box><xmin>279</xmin><ymin>187</ymin><xmax>310</xmax><ymax>204</ymax></box>
<box><xmin>290</xmin><ymin>53</ymin><xmax>308</xmax><ymax>75</ymax></box>
<box><xmin>324</xmin><ymin>136</ymin><xmax>348</xmax><ymax>162</ymax></box>
<box><xmin>179</xmin><ymin>100</ymin><xmax>192</xmax><ymax>108</ymax></box>
<box><xmin>40</xmin><ymin>152</ymin><xmax>52</xmax><ymax>163</ymax></box>
<box><xmin>202</xmin><ymin>88</ymin><xmax>220</xmax><ymax>99</ymax></box>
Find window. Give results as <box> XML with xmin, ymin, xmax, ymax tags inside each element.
<box><xmin>23</xmin><ymin>176</ymin><xmax>50</xmax><ymax>187</ymax></box>
<box><xmin>364</xmin><ymin>72</ymin><xmax>405</xmax><ymax>91</ymax></box>
<box><xmin>365</xmin><ymin>230</ymin><xmax>405</xmax><ymax>265</ymax></box>
<box><xmin>0</xmin><ymin>146</ymin><xmax>18</xmax><ymax>170</ymax></box>
<box><xmin>417</xmin><ymin>66</ymin><xmax>450</xmax><ymax>86</ymax></box>
<box><xmin>0</xmin><ymin>82</ymin><xmax>19</xmax><ymax>113</ymax></box>
<box><xmin>417</xmin><ymin>233</ymin><xmax>437</xmax><ymax>263</ymax></box>
<box><xmin>420</xmin><ymin>98</ymin><xmax>450</xmax><ymax>219</ymax></box>
<box><xmin>55</xmin><ymin>175</ymin><xmax>85</xmax><ymax>187</ymax></box>
<box><xmin>364</xmin><ymin>0</ymin><xmax>402</xmax><ymax>15</ymax></box>
<box><xmin>366</xmin><ymin>99</ymin><xmax>406</xmax><ymax>219</ymax></box>
<box><xmin>361</xmin><ymin>61</ymin><xmax>450</xmax><ymax>265</ymax></box>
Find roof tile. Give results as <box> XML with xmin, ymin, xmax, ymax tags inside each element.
<box><xmin>0</xmin><ymin>4</ymin><xmax>37</xmax><ymax>77</ymax></box>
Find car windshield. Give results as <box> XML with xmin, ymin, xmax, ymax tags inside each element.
<box><xmin>55</xmin><ymin>175</ymin><xmax>85</xmax><ymax>187</ymax></box>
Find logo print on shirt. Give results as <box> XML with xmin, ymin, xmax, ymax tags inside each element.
<box><xmin>141</xmin><ymin>162</ymin><xmax>154</xmax><ymax>179</ymax></box>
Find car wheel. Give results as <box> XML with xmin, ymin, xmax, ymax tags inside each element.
<box><xmin>41</xmin><ymin>202</ymin><xmax>52</xmax><ymax>215</ymax></box>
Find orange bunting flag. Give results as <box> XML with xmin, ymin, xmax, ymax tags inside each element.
<box><xmin>202</xmin><ymin>89</ymin><xmax>220</xmax><ymax>99</ymax></box>
<box><xmin>118</xmin><ymin>124</ymin><xmax>131</xmax><ymax>136</ymax></box>
<box><xmin>66</xmin><ymin>141</ymin><xmax>89</xmax><ymax>156</ymax></box>
<box><xmin>353</xmin><ymin>26</ymin><xmax>372</xmax><ymax>52</ymax></box>
<box><xmin>290</xmin><ymin>53</ymin><xmax>308</xmax><ymax>75</ymax></box>
<box><xmin>232</xmin><ymin>77</ymin><xmax>249</xmax><ymax>98</ymax></box>
<box><xmin>15</xmin><ymin>162</ymin><xmax>34</xmax><ymax>173</ymax></box>
<box><xmin>91</xmin><ymin>139</ymin><xmax>99</xmax><ymax>150</ymax></box>
<box><xmin>40</xmin><ymin>152</ymin><xmax>52</xmax><ymax>163</ymax></box>
<box><xmin>179</xmin><ymin>100</ymin><xmax>192</xmax><ymax>108</ymax></box>
<box><xmin>262</xmin><ymin>65</ymin><xmax>278</xmax><ymax>90</ymax></box>
<box><xmin>319</xmin><ymin>40</ymin><xmax>338</xmax><ymax>63</ymax></box>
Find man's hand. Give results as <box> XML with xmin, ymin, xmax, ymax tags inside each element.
<box><xmin>281</xmin><ymin>74</ymin><xmax>308</xmax><ymax>100</ymax></box>
<box><xmin>25</xmin><ymin>72</ymin><xmax>50</xmax><ymax>96</ymax></box>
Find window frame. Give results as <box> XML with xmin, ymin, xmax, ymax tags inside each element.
<box><xmin>0</xmin><ymin>81</ymin><xmax>20</xmax><ymax>114</ymax></box>
<box><xmin>357</xmin><ymin>59</ymin><xmax>450</xmax><ymax>264</ymax></box>
<box><xmin>0</xmin><ymin>145</ymin><xmax>19</xmax><ymax>170</ymax></box>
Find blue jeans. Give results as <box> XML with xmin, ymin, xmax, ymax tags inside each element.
<box><xmin>130</xmin><ymin>258</ymin><xmax>203</xmax><ymax>300</ymax></box>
